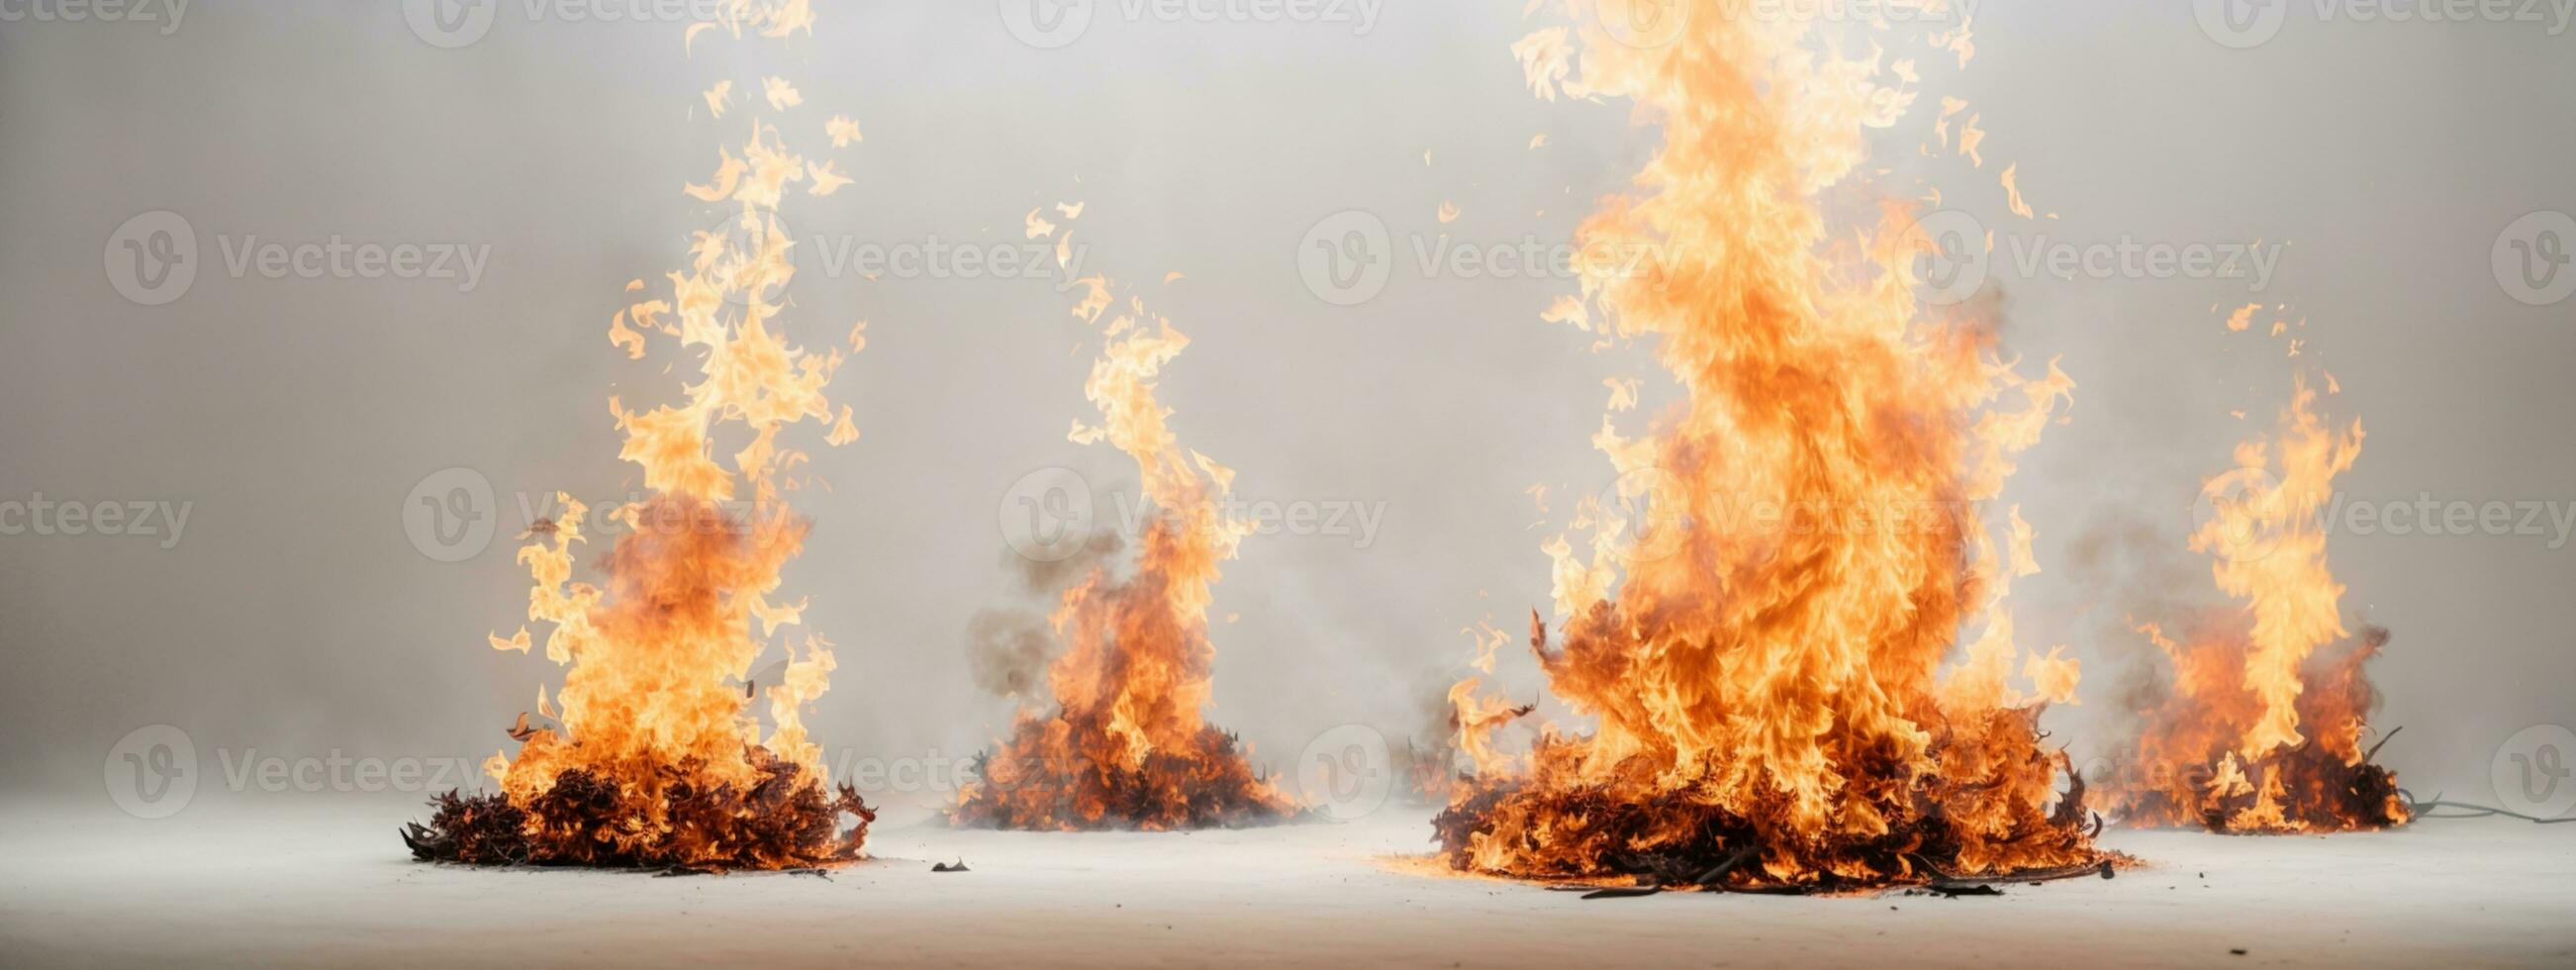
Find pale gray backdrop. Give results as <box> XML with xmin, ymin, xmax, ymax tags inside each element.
<box><xmin>1</xmin><ymin>1</ymin><xmax>2569</xmax><ymax>821</ymax></box>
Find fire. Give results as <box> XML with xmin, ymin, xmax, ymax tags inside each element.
<box><xmin>949</xmin><ymin>211</ymin><xmax>1297</xmax><ymax>830</ymax></box>
<box><xmin>1433</xmin><ymin>2</ymin><xmax>2105</xmax><ymax>890</ymax></box>
<box><xmin>2105</xmin><ymin>378</ymin><xmax>2408</xmax><ymax>832</ymax></box>
<box><xmin>404</xmin><ymin>0</ymin><xmax>874</xmax><ymax>870</ymax></box>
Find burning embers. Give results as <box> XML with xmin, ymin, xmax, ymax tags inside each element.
<box><xmin>1431</xmin><ymin>5</ymin><xmax>2106</xmax><ymax>890</ymax></box>
<box><xmin>948</xmin><ymin>210</ymin><xmax>1297</xmax><ymax>830</ymax></box>
<box><xmin>2104</xmin><ymin>380</ymin><xmax>2409</xmax><ymax>833</ymax></box>
<box><xmin>406</xmin><ymin>0</ymin><xmax>875</xmax><ymax>870</ymax></box>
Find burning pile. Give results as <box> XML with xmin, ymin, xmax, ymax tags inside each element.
<box><xmin>1433</xmin><ymin>3</ymin><xmax>2106</xmax><ymax>891</ymax></box>
<box><xmin>2105</xmin><ymin>378</ymin><xmax>2409</xmax><ymax>832</ymax></box>
<box><xmin>948</xmin><ymin>210</ymin><xmax>1297</xmax><ymax>830</ymax></box>
<box><xmin>405</xmin><ymin>0</ymin><xmax>877</xmax><ymax>870</ymax></box>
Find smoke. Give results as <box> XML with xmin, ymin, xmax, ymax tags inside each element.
<box><xmin>2051</xmin><ymin>510</ymin><xmax>2210</xmax><ymax>740</ymax></box>
<box><xmin>963</xmin><ymin>529</ymin><xmax>1125</xmax><ymax>701</ymax></box>
<box><xmin>2063</xmin><ymin>510</ymin><xmax>2203</xmax><ymax>619</ymax></box>
<box><xmin>1009</xmin><ymin>528</ymin><xmax>1129</xmax><ymax>599</ymax></box>
<box><xmin>0</xmin><ymin>1</ymin><xmax>2561</xmax><ymax>817</ymax></box>
<box><xmin>1406</xmin><ymin>662</ymin><xmax>1463</xmax><ymax>750</ymax></box>
<box><xmin>963</xmin><ymin>611</ymin><xmax>1053</xmax><ymax>699</ymax></box>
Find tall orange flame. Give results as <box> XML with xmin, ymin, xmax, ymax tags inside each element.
<box><xmin>1435</xmin><ymin>1</ymin><xmax>2102</xmax><ymax>889</ymax></box>
<box><xmin>2107</xmin><ymin>377</ymin><xmax>2408</xmax><ymax>832</ymax></box>
<box><xmin>950</xmin><ymin>212</ymin><xmax>1297</xmax><ymax>830</ymax></box>
<box><xmin>406</xmin><ymin>0</ymin><xmax>873</xmax><ymax>870</ymax></box>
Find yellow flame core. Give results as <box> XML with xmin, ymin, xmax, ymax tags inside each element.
<box><xmin>2196</xmin><ymin>380</ymin><xmax>2362</xmax><ymax>757</ymax></box>
<box><xmin>479</xmin><ymin>1</ymin><xmax>864</xmax><ymax>864</ymax></box>
<box><xmin>1062</xmin><ymin>309</ymin><xmax>1242</xmax><ymax>762</ymax></box>
<box><xmin>1442</xmin><ymin>2</ymin><xmax>2094</xmax><ymax>884</ymax></box>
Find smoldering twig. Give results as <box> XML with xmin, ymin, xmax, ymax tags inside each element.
<box><xmin>1574</xmin><ymin>841</ymin><xmax>1765</xmax><ymax>899</ymax></box>
<box><xmin>2360</xmin><ymin>725</ymin><xmax>2402</xmax><ymax>764</ymax></box>
<box><xmin>2401</xmin><ymin>789</ymin><xmax>2576</xmax><ymax>824</ymax></box>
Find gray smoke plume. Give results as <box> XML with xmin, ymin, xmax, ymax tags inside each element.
<box><xmin>964</xmin><ymin>530</ymin><xmax>1126</xmax><ymax>701</ymax></box>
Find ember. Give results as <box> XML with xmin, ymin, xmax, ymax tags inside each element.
<box><xmin>949</xmin><ymin>211</ymin><xmax>1298</xmax><ymax>830</ymax></box>
<box><xmin>405</xmin><ymin>0</ymin><xmax>874</xmax><ymax>870</ymax></box>
<box><xmin>1432</xmin><ymin>3</ymin><xmax>2106</xmax><ymax>891</ymax></box>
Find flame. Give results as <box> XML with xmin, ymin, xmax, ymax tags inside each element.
<box><xmin>2106</xmin><ymin>378</ymin><xmax>2408</xmax><ymax>832</ymax></box>
<box><xmin>405</xmin><ymin>1</ymin><xmax>872</xmax><ymax>870</ymax></box>
<box><xmin>1433</xmin><ymin>2</ymin><xmax>2102</xmax><ymax>890</ymax></box>
<box><xmin>949</xmin><ymin>211</ymin><xmax>1296</xmax><ymax>830</ymax></box>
